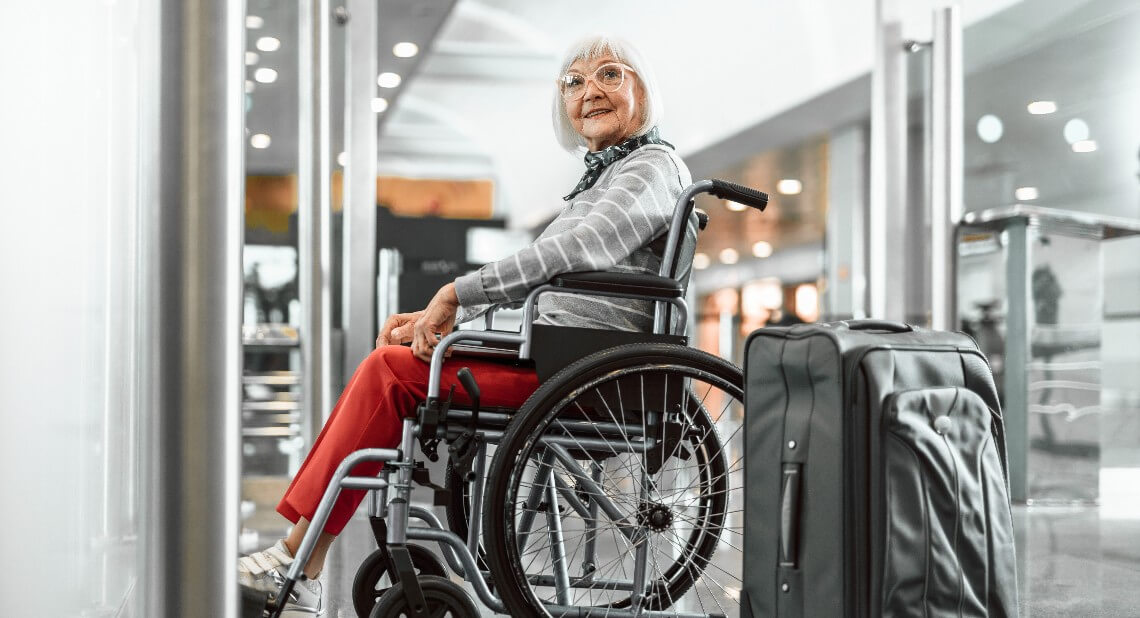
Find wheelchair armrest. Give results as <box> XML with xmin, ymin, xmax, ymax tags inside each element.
<box><xmin>550</xmin><ymin>271</ymin><xmax>683</xmax><ymax>299</ymax></box>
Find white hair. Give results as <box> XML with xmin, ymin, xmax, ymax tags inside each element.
<box><xmin>552</xmin><ymin>35</ymin><xmax>664</xmax><ymax>153</ymax></box>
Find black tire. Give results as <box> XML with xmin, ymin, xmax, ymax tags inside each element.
<box><xmin>482</xmin><ymin>343</ymin><xmax>745</xmax><ymax>616</ymax></box>
<box><xmin>352</xmin><ymin>544</ymin><xmax>448</xmax><ymax>617</ymax></box>
<box><xmin>443</xmin><ymin>457</ymin><xmax>490</xmax><ymax>572</ymax></box>
<box><xmin>369</xmin><ymin>575</ymin><xmax>479</xmax><ymax>618</ymax></box>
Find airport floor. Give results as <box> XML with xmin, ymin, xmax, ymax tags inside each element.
<box><xmin>242</xmin><ymin>488</ymin><xmax>1140</xmax><ymax>617</ymax></box>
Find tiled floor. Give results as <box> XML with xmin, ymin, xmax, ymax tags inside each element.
<box><xmin>244</xmin><ymin>496</ymin><xmax>1140</xmax><ymax>617</ymax></box>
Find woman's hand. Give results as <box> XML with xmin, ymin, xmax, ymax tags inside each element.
<box><xmin>411</xmin><ymin>283</ymin><xmax>460</xmax><ymax>363</ymax></box>
<box><xmin>376</xmin><ymin>310</ymin><xmax>424</xmax><ymax>348</ymax></box>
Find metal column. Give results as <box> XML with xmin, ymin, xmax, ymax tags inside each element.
<box><xmin>869</xmin><ymin>1</ymin><xmax>909</xmax><ymax>322</ymax></box>
<box><xmin>299</xmin><ymin>0</ymin><xmax>334</xmax><ymax>429</ymax></box>
<box><xmin>930</xmin><ymin>6</ymin><xmax>963</xmax><ymax>331</ymax></box>
<box><xmin>1004</xmin><ymin>220</ymin><xmax>1030</xmax><ymax>502</ymax></box>
<box><xmin>143</xmin><ymin>0</ymin><xmax>244</xmax><ymax>615</ymax></box>
<box><xmin>341</xmin><ymin>0</ymin><xmax>378</xmax><ymax>376</ymax></box>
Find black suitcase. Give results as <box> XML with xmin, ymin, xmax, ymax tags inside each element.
<box><xmin>741</xmin><ymin>320</ymin><xmax>1018</xmax><ymax>618</ymax></box>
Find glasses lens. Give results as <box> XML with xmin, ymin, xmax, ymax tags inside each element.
<box><xmin>596</xmin><ymin>64</ymin><xmax>625</xmax><ymax>91</ymax></box>
<box><xmin>560</xmin><ymin>73</ymin><xmax>586</xmax><ymax>100</ymax></box>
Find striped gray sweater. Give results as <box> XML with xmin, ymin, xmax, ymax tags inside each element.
<box><xmin>454</xmin><ymin>144</ymin><xmax>695</xmax><ymax>332</ymax></box>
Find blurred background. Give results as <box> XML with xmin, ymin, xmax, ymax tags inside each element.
<box><xmin>1</xmin><ymin>0</ymin><xmax>1139</xmax><ymax>615</ymax></box>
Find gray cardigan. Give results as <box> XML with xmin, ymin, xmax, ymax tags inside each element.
<box><xmin>454</xmin><ymin>144</ymin><xmax>695</xmax><ymax>332</ymax></box>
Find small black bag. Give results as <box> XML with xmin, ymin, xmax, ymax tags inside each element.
<box><xmin>741</xmin><ymin>320</ymin><xmax>1018</xmax><ymax>618</ymax></box>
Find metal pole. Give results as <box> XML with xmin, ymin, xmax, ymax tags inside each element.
<box><xmin>1004</xmin><ymin>220</ymin><xmax>1030</xmax><ymax>502</ymax></box>
<box><xmin>869</xmin><ymin>0</ymin><xmax>908</xmax><ymax>321</ymax></box>
<box><xmin>930</xmin><ymin>6</ymin><xmax>963</xmax><ymax>331</ymax></box>
<box><xmin>299</xmin><ymin>0</ymin><xmax>333</xmax><ymax>431</ymax></box>
<box><xmin>342</xmin><ymin>0</ymin><xmax>378</xmax><ymax>376</ymax></box>
<box><xmin>144</xmin><ymin>0</ymin><xmax>244</xmax><ymax>615</ymax></box>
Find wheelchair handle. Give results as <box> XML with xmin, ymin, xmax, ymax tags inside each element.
<box><xmin>659</xmin><ymin>179</ymin><xmax>769</xmax><ymax>281</ymax></box>
<box><xmin>710</xmin><ymin>178</ymin><xmax>770</xmax><ymax>211</ymax></box>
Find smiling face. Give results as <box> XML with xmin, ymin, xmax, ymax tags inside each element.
<box><xmin>564</xmin><ymin>54</ymin><xmax>645</xmax><ymax>152</ymax></box>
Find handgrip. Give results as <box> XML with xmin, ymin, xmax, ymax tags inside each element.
<box><xmin>709</xmin><ymin>179</ymin><xmax>769</xmax><ymax>211</ymax></box>
<box><xmin>456</xmin><ymin>367</ymin><xmax>480</xmax><ymax>405</ymax></box>
<box><xmin>842</xmin><ymin>319</ymin><xmax>912</xmax><ymax>333</ymax></box>
<box><xmin>779</xmin><ymin>464</ymin><xmax>802</xmax><ymax>568</ymax></box>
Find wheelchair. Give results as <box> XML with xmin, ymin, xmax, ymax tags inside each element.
<box><xmin>266</xmin><ymin>179</ymin><xmax>769</xmax><ymax>618</ymax></box>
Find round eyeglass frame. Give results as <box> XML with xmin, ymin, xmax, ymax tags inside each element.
<box><xmin>558</xmin><ymin>62</ymin><xmax>636</xmax><ymax>101</ymax></box>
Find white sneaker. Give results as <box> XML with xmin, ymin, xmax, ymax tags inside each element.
<box><xmin>238</xmin><ymin>540</ymin><xmax>324</xmax><ymax>616</ymax></box>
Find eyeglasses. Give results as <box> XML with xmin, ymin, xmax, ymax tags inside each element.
<box><xmin>558</xmin><ymin>62</ymin><xmax>635</xmax><ymax>101</ymax></box>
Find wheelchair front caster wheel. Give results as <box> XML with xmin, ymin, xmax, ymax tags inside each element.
<box><xmin>352</xmin><ymin>544</ymin><xmax>448</xmax><ymax>617</ymax></box>
<box><xmin>369</xmin><ymin>575</ymin><xmax>478</xmax><ymax>618</ymax></box>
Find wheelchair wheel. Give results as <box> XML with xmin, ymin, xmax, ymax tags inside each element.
<box><xmin>443</xmin><ymin>457</ymin><xmax>489</xmax><ymax>572</ymax></box>
<box><xmin>483</xmin><ymin>343</ymin><xmax>745</xmax><ymax>616</ymax></box>
<box><xmin>352</xmin><ymin>544</ymin><xmax>448</xmax><ymax>617</ymax></box>
<box><xmin>369</xmin><ymin>575</ymin><xmax>479</xmax><ymax>618</ymax></box>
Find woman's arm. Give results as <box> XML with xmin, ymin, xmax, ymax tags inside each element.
<box><xmin>453</xmin><ymin>149</ymin><xmax>683</xmax><ymax>310</ymax></box>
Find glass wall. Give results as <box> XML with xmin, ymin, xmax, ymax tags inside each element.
<box><xmin>958</xmin><ymin>0</ymin><xmax>1140</xmax><ymax>506</ymax></box>
<box><xmin>0</xmin><ymin>0</ymin><xmax>157</xmax><ymax>615</ymax></box>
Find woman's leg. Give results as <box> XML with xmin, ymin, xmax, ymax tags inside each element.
<box><xmin>275</xmin><ymin>344</ymin><xmax>540</xmax><ymax>576</ymax></box>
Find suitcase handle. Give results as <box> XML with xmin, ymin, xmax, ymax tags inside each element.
<box><xmin>779</xmin><ymin>463</ymin><xmax>802</xmax><ymax>568</ymax></box>
<box><xmin>842</xmin><ymin>319</ymin><xmax>913</xmax><ymax>333</ymax></box>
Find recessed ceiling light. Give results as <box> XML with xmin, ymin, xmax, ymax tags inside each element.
<box><xmin>245</xmin><ymin>51</ymin><xmax>259</xmax><ymax>65</ymax></box>
<box><xmin>337</xmin><ymin>151</ymin><xmax>348</xmax><ymax>167</ymax></box>
<box><xmin>393</xmin><ymin>42</ymin><xmax>419</xmax><ymax>58</ymax></box>
<box><xmin>724</xmin><ymin>200</ymin><xmax>747</xmax><ymax>212</ymax></box>
<box><xmin>250</xmin><ymin>133</ymin><xmax>271</xmax><ymax>149</ymax></box>
<box><xmin>1027</xmin><ymin>101</ymin><xmax>1057</xmax><ymax>115</ymax></box>
<box><xmin>246</xmin><ymin>15</ymin><xmax>264</xmax><ymax>29</ymax></box>
<box><xmin>693</xmin><ymin>253</ymin><xmax>710</xmax><ymax>270</ymax></box>
<box><xmin>255</xmin><ymin>37</ymin><xmax>280</xmax><ymax>52</ymax></box>
<box><xmin>377</xmin><ymin>72</ymin><xmax>402</xmax><ymax>88</ymax></box>
<box><xmin>253</xmin><ymin>67</ymin><xmax>277</xmax><ymax>84</ymax></box>
<box><xmin>976</xmin><ymin>114</ymin><xmax>1003</xmax><ymax>143</ymax></box>
<box><xmin>245</xmin><ymin>80</ymin><xmax>255</xmax><ymax>94</ymax></box>
<box><xmin>1014</xmin><ymin>187</ymin><xmax>1038</xmax><ymax>201</ymax></box>
<box><xmin>1071</xmin><ymin>139</ymin><xmax>1097</xmax><ymax>153</ymax></box>
<box><xmin>1063</xmin><ymin>118</ymin><xmax>1089</xmax><ymax>145</ymax></box>
<box><xmin>776</xmin><ymin>179</ymin><xmax>802</xmax><ymax>195</ymax></box>
<box><xmin>719</xmin><ymin>248</ymin><xmax>739</xmax><ymax>265</ymax></box>
<box><xmin>370</xmin><ymin>97</ymin><xmax>389</xmax><ymax>113</ymax></box>
<box><xmin>752</xmin><ymin>241</ymin><xmax>773</xmax><ymax>258</ymax></box>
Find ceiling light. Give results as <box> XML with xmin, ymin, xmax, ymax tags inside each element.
<box><xmin>1027</xmin><ymin>101</ymin><xmax>1057</xmax><ymax>115</ymax></box>
<box><xmin>752</xmin><ymin>241</ymin><xmax>773</xmax><ymax>258</ymax></box>
<box><xmin>392</xmin><ymin>42</ymin><xmax>419</xmax><ymax>58</ymax></box>
<box><xmin>336</xmin><ymin>151</ymin><xmax>348</xmax><ymax>167</ymax></box>
<box><xmin>245</xmin><ymin>51</ymin><xmax>259</xmax><ymax>65</ymax></box>
<box><xmin>719</xmin><ymin>248</ymin><xmax>739</xmax><ymax>265</ymax></box>
<box><xmin>245</xmin><ymin>80</ymin><xmax>255</xmax><ymax>94</ymax></box>
<box><xmin>255</xmin><ymin>36</ymin><xmax>280</xmax><ymax>52</ymax></box>
<box><xmin>976</xmin><ymin>114</ymin><xmax>1003</xmax><ymax>143</ymax></box>
<box><xmin>693</xmin><ymin>253</ymin><xmax>710</xmax><ymax>270</ymax></box>
<box><xmin>1071</xmin><ymin>139</ymin><xmax>1097</xmax><ymax>153</ymax></box>
<box><xmin>724</xmin><ymin>200</ymin><xmax>747</xmax><ymax>212</ymax></box>
<box><xmin>253</xmin><ymin>67</ymin><xmax>277</xmax><ymax>84</ymax></box>
<box><xmin>370</xmin><ymin>97</ymin><xmax>389</xmax><ymax>113</ymax></box>
<box><xmin>246</xmin><ymin>15</ymin><xmax>264</xmax><ymax>29</ymax></box>
<box><xmin>377</xmin><ymin>72</ymin><xmax>402</xmax><ymax>88</ymax></box>
<box><xmin>250</xmin><ymin>133</ymin><xmax>271</xmax><ymax>149</ymax></box>
<box><xmin>1063</xmin><ymin>118</ymin><xmax>1089</xmax><ymax>144</ymax></box>
<box><xmin>776</xmin><ymin>179</ymin><xmax>802</xmax><ymax>195</ymax></box>
<box><xmin>1014</xmin><ymin>187</ymin><xmax>1038</xmax><ymax>201</ymax></box>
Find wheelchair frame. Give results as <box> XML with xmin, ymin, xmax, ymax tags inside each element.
<box><xmin>266</xmin><ymin>179</ymin><xmax>768</xmax><ymax>618</ymax></box>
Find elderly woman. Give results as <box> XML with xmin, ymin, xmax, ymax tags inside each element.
<box><xmin>239</xmin><ymin>34</ymin><xmax>694</xmax><ymax>614</ymax></box>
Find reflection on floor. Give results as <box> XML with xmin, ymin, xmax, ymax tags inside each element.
<box><xmin>243</xmin><ymin>501</ymin><xmax>1140</xmax><ymax>617</ymax></box>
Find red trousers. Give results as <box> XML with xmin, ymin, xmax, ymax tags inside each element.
<box><xmin>277</xmin><ymin>345</ymin><xmax>540</xmax><ymax>535</ymax></box>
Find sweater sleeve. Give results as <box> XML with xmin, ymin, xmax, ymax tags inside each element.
<box><xmin>453</xmin><ymin>148</ymin><xmax>682</xmax><ymax>311</ymax></box>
